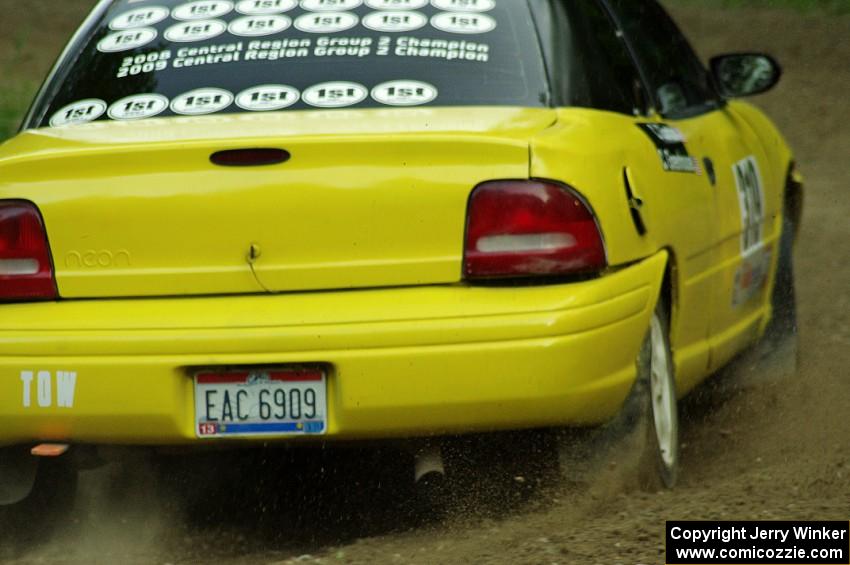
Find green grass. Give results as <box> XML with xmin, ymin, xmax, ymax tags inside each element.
<box><xmin>668</xmin><ymin>0</ymin><xmax>850</xmax><ymax>13</ymax></box>
<box><xmin>0</xmin><ymin>82</ymin><xmax>37</xmax><ymax>141</ymax></box>
<box><xmin>0</xmin><ymin>29</ymin><xmax>39</xmax><ymax>142</ymax></box>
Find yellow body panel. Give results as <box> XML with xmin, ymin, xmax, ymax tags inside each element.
<box><xmin>0</xmin><ymin>108</ymin><xmax>556</xmax><ymax>298</ymax></box>
<box><xmin>0</xmin><ymin>251</ymin><xmax>666</xmax><ymax>446</ymax></box>
<box><xmin>0</xmin><ymin>101</ymin><xmax>795</xmax><ymax>446</ymax></box>
<box><xmin>529</xmin><ymin>103</ymin><xmax>794</xmax><ymax>396</ymax></box>
<box><xmin>703</xmin><ymin>101</ymin><xmax>793</xmax><ymax>373</ymax></box>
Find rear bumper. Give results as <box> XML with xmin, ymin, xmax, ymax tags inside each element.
<box><xmin>0</xmin><ymin>252</ymin><xmax>667</xmax><ymax>446</ymax></box>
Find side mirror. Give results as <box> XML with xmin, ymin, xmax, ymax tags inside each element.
<box><xmin>710</xmin><ymin>53</ymin><xmax>782</xmax><ymax>98</ymax></box>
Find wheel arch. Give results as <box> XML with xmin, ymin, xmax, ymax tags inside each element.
<box><xmin>784</xmin><ymin>160</ymin><xmax>804</xmax><ymax>243</ymax></box>
<box><xmin>652</xmin><ymin>246</ymin><xmax>678</xmax><ymax>337</ymax></box>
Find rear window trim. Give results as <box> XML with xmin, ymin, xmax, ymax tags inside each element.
<box><xmin>21</xmin><ymin>0</ymin><xmax>113</xmax><ymax>132</ymax></box>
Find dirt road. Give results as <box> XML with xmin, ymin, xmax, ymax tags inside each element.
<box><xmin>3</xmin><ymin>3</ymin><xmax>850</xmax><ymax>564</ymax></box>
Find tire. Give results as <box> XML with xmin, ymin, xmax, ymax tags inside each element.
<box><xmin>763</xmin><ymin>210</ymin><xmax>798</xmax><ymax>354</ymax></box>
<box><xmin>636</xmin><ymin>302</ymin><xmax>680</xmax><ymax>489</ymax></box>
<box><xmin>557</xmin><ymin>301</ymin><xmax>679</xmax><ymax>491</ymax></box>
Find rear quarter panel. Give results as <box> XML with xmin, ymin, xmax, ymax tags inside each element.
<box><xmin>529</xmin><ymin>108</ymin><xmax>659</xmax><ymax>267</ymax></box>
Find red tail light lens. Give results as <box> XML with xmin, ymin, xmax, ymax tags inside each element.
<box><xmin>0</xmin><ymin>202</ymin><xmax>57</xmax><ymax>301</ymax></box>
<box><xmin>464</xmin><ymin>181</ymin><xmax>606</xmax><ymax>279</ymax></box>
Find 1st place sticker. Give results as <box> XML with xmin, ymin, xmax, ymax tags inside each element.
<box><xmin>431</xmin><ymin>0</ymin><xmax>495</xmax><ymax>12</ymax></box>
<box><xmin>50</xmin><ymin>99</ymin><xmax>107</xmax><ymax>127</ymax></box>
<box><xmin>164</xmin><ymin>19</ymin><xmax>228</xmax><ymax>42</ymax></box>
<box><xmin>172</xmin><ymin>0</ymin><xmax>235</xmax><ymax>20</ymax></box>
<box><xmin>109</xmin><ymin>6</ymin><xmax>170</xmax><ymax>30</ymax></box>
<box><xmin>236</xmin><ymin>84</ymin><xmax>300</xmax><ymax>111</ymax></box>
<box><xmin>300</xmin><ymin>0</ymin><xmax>362</xmax><ymax>11</ymax></box>
<box><xmin>363</xmin><ymin>11</ymin><xmax>427</xmax><ymax>32</ymax></box>
<box><xmin>366</xmin><ymin>0</ymin><xmax>428</xmax><ymax>8</ymax></box>
<box><xmin>229</xmin><ymin>15</ymin><xmax>292</xmax><ymax>36</ymax></box>
<box><xmin>302</xmin><ymin>81</ymin><xmax>368</xmax><ymax>108</ymax></box>
<box><xmin>108</xmin><ymin>94</ymin><xmax>170</xmax><ymax>120</ymax></box>
<box><xmin>97</xmin><ymin>28</ymin><xmax>158</xmax><ymax>53</ymax></box>
<box><xmin>430</xmin><ymin>12</ymin><xmax>496</xmax><ymax>34</ymax></box>
<box><xmin>372</xmin><ymin>80</ymin><xmax>437</xmax><ymax>106</ymax></box>
<box><xmin>171</xmin><ymin>88</ymin><xmax>234</xmax><ymax>115</ymax></box>
<box><xmin>236</xmin><ymin>0</ymin><xmax>298</xmax><ymax>13</ymax></box>
<box><xmin>294</xmin><ymin>12</ymin><xmax>359</xmax><ymax>33</ymax></box>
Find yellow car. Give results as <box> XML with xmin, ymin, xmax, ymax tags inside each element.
<box><xmin>0</xmin><ymin>0</ymin><xmax>801</xmax><ymax>515</ymax></box>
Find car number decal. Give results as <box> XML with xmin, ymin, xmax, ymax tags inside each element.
<box><xmin>733</xmin><ymin>156</ymin><xmax>766</xmax><ymax>252</ymax></box>
<box><xmin>731</xmin><ymin>156</ymin><xmax>769</xmax><ymax>307</ymax></box>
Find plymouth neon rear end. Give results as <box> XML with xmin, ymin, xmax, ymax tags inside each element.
<box><xmin>0</xmin><ymin>0</ymin><xmax>664</xmax><ymax>448</ymax></box>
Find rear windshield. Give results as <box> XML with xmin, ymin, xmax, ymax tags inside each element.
<box><xmin>33</xmin><ymin>0</ymin><xmax>549</xmax><ymax>128</ymax></box>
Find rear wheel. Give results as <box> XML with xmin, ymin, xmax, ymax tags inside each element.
<box><xmin>557</xmin><ymin>301</ymin><xmax>679</xmax><ymax>490</ymax></box>
<box><xmin>638</xmin><ymin>304</ymin><xmax>680</xmax><ymax>489</ymax></box>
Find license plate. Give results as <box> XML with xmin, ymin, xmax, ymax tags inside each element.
<box><xmin>194</xmin><ymin>368</ymin><xmax>327</xmax><ymax>438</ymax></box>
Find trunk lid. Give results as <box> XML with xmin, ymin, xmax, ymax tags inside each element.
<box><xmin>0</xmin><ymin>107</ymin><xmax>556</xmax><ymax>298</ymax></box>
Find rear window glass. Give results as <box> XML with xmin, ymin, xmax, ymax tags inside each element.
<box><xmin>35</xmin><ymin>0</ymin><xmax>548</xmax><ymax>128</ymax></box>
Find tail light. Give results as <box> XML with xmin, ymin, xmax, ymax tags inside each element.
<box><xmin>0</xmin><ymin>202</ymin><xmax>57</xmax><ymax>301</ymax></box>
<box><xmin>464</xmin><ymin>180</ymin><xmax>606</xmax><ymax>280</ymax></box>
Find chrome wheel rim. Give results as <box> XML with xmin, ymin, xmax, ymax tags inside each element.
<box><xmin>650</xmin><ymin>313</ymin><xmax>676</xmax><ymax>469</ymax></box>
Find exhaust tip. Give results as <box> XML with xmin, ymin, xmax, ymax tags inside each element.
<box><xmin>414</xmin><ymin>445</ymin><xmax>445</xmax><ymax>484</ymax></box>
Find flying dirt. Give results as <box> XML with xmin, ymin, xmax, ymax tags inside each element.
<box><xmin>1</xmin><ymin>3</ymin><xmax>849</xmax><ymax>564</ymax></box>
